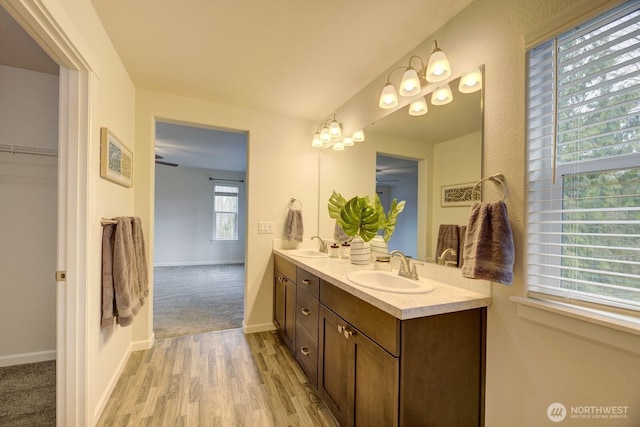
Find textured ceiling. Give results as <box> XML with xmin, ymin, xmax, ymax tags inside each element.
<box><xmin>91</xmin><ymin>0</ymin><xmax>474</xmax><ymax>122</ymax></box>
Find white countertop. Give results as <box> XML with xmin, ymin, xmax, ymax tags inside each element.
<box><xmin>273</xmin><ymin>248</ymin><xmax>492</xmax><ymax>320</ymax></box>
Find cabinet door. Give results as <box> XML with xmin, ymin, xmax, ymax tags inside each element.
<box><xmin>274</xmin><ymin>272</ymin><xmax>296</xmax><ymax>352</ymax></box>
<box><xmin>349</xmin><ymin>330</ymin><xmax>399</xmax><ymax>427</ymax></box>
<box><xmin>318</xmin><ymin>306</ymin><xmax>350</xmax><ymax>426</ymax></box>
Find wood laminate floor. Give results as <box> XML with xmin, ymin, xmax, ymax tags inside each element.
<box><xmin>97</xmin><ymin>329</ymin><xmax>338</xmax><ymax>427</ymax></box>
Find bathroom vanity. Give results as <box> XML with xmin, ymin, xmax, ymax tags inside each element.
<box><xmin>273</xmin><ymin>249</ymin><xmax>491</xmax><ymax>427</ymax></box>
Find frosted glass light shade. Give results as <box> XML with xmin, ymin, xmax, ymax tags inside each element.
<box><xmin>409</xmin><ymin>97</ymin><xmax>428</xmax><ymax>116</ymax></box>
<box><xmin>399</xmin><ymin>67</ymin><xmax>421</xmax><ymax>97</ymax></box>
<box><xmin>312</xmin><ymin>132</ymin><xmax>323</xmax><ymax>147</ymax></box>
<box><xmin>329</xmin><ymin>119</ymin><xmax>342</xmax><ymax>138</ymax></box>
<box><xmin>426</xmin><ymin>48</ymin><xmax>451</xmax><ymax>82</ymax></box>
<box><xmin>379</xmin><ymin>83</ymin><xmax>398</xmax><ymax>109</ymax></box>
<box><xmin>459</xmin><ymin>68</ymin><xmax>483</xmax><ymax>93</ymax></box>
<box><xmin>342</xmin><ymin>136</ymin><xmax>354</xmax><ymax>146</ymax></box>
<box><xmin>431</xmin><ymin>84</ymin><xmax>453</xmax><ymax>105</ymax></box>
<box><xmin>320</xmin><ymin>126</ymin><xmax>331</xmax><ymax>142</ymax></box>
<box><xmin>332</xmin><ymin>142</ymin><xmax>345</xmax><ymax>151</ymax></box>
<box><xmin>352</xmin><ymin>129</ymin><xmax>365</xmax><ymax>142</ymax></box>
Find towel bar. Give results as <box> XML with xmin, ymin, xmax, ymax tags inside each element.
<box><xmin>473</xmin><ymin>174</ymin><xmax>508</xmax><ymax>201</ymax></box>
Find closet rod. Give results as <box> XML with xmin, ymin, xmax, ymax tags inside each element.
<box><xmin>0</xmin><ymin>143</ymin><xmax>58</xmax><ymax>157</ymax></box>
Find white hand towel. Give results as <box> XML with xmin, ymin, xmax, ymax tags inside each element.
<box><xmin>462</xmin><ymin>201</ymin><xmax>515</xmax><ymax>285</ymax></box>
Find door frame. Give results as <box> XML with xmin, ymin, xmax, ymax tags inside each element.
<box><xmin>1</xmin><ymin>1</ymin><xmax>93</xmax><ymax>425</ymax></box>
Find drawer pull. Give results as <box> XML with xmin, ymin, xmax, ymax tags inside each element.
<box><xmin>301</xmin><ymin>308</ymin><xmax>311</xmax><ymax>316</ymax></box>
<box><xmin>300</xmin><ymin>346</ymin><xmax>310</xmax><ymax>356</ymax></box>
<box><xmin>337</xmin><ymin>325</ymin><xmax>346</xmax><ymax>334</ymax></box>
<box><xmin>302</xmin><ymin>279</ymin><xmax>311</xmax><ymax>285</ymax></box>
<box><xmin>343</xmin><ymin>328</ymin><xmax>353</xmax><ymax>339</ymax></box>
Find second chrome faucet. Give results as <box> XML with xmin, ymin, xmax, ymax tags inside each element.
<box><xmin>390</xmin><ymin>250</ymin><xmax>419</xmax><ymax>280</ymax></box>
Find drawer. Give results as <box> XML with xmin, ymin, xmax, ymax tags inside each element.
<box><xmin>295</xmin><ymin>326</ymin><xmax>318</xmax><ymax>388</ymax></box>
<box><xmin>297</xmin><ymin>267</ymin><xmax>319</xmax><ymax>298</ymax></box>
<box><xmin>320</xmin><ymin>280</ymin><xmax>400</xmax><ymax>356</ymax></box>
<box><xmin>296</xmin><ymin>289</ymin><xmax>319</xmax><ymax>341</ymax></box>
<box><xmin>275</xmin><ymin>255</ymin><xmax>296</xmax><ymax>283</ymax></box>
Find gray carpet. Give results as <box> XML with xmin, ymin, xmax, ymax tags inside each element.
<box><xmin>153</xmin><ymin>264</ymin><xmax>245</xmax><ymax>339</ymax></box>
<box><xmin>0</xmin><ymin>360</ymin><xmax>56</xmax><ymax>426</ymax></box>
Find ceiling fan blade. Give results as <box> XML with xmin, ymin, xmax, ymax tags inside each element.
<box><xmin>155</xmin><ymin>160</ymin><xmax>179</xmax><ymax>167</ymax></box>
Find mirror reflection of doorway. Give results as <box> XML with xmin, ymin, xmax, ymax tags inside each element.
<box><xmin>375</xmin><ymin>154</ymin><xmax>418</xmax><ymax>257</ymax></box>
<box><xmin>153</xmin><ymin>121</ymin><xmax>247</xmax><ymax>339</ymax></box>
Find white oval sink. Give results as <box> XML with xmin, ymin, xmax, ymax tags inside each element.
<box><xmin>287</xmin><ymin>249</ymin><xmax>329</xmax><ymax>258</ymax></box>
<box><xmin>346</xmin><ymin>270</ymin><xmax>435</xmax><ymax>294</ymax></box>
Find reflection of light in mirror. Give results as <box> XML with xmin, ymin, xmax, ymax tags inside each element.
<box><xmin>459</xmin><ymin>68</ymin><xmax>483</xmax><ymax>93</ymax></box>
<box><xmin>332</xmin><ymin>142</ymin><xmax>345</xmax><ymax>151</ymax></box>
<box><xmin>311</xmin><ymin>132</ymin><xmax>323</xmax><ymax>147</ymax></box>
<box><xmin>320</xmin><ymin>125</ymin><xmax>331</xmax><ymax>142</ymax></box>
<box><xmin>431</xmin><ymin>83</ymin><xmax>453</xmax><ymax>105</ymax></box>
<box><xmin>409</xmin><ymin>97</ymin><xmax>428</xmax><ymax>116</ymax></box>
<box><xmin>343</xmin><ymin>136</ymin><xmax>354</xmax><ymax>147</ymax></box>
<box><xmin>352</xmin><ymin>129</ymin><xmax>365</xmax><ymax>142</ymax></box>
<box><xmin>329</xmin><ymin>118</ymin><xmax>342</xmax><ymax>138</ymax></box>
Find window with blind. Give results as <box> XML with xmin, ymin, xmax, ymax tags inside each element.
<box><xmin>213</xmin><ymin>183</ymin><xmax>239</xmax><ymax>240</ymax></box>
<box><xmin>526</xmin><ymin>1</ymin><xmax>640</xmax><ymax>312</ymax></box>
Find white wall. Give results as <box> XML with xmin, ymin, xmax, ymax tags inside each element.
<box><xmin>431</xmin><ymin>131</ymin><xmax>482</xmax><ymax>257</ymax></box>
<box><xmin>154</xmin><ymin>165</ymin><xmax>246</xmax><ymax>265</ymax></box>
<box><xmin>333</xmin><ymin>0</ymin><xmax>640</xmax><ymax>425</ymax></box>
<box><xmin>0</xmin><ymin>64</ymin><xmax>58</xmax><ymax>365</ymax></box>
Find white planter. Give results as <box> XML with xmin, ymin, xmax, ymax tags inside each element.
<box><xmin>349</xmin><ymin>236</ymin><xmax>371</xmax><ymax>265</ymax></box>
<box><xmin>370</xmin><ymin>235</ymin><xmax>389</xmax><ymax>262</ymax></box>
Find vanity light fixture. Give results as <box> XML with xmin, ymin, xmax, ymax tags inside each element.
<box><xmin>459</xmin><ymin>68</ymin><xmax>483</xmax><ymax>93</ymax></box>
<box><xmin>332</xmin><ymin>141</ymin><xmax>345</xmax><ymax>151</ymax></box>
<box><xmin>379</xmin><ymin>82</ymin><xmax>399</xmax><ymax>109</ymax></box>
<box><xmin>426</xmin><ymin>40</ymin><xmax>451</xmax><ymax>83</ymax></box>
<box><xmin>342</xmin><ymin>136</ymin><xmax>354</xmax><ymax>147</ymax></box>
<box><xmin>431</xmin><ymin>83</ymin><xmax>453</xmax><ymax>105</ymax></box>
<box><xmin>329</xmin><ymin>115</ymin><xmax>342</xmax><ymax>138</ymax></box>
<box><xmin>319</xmin><ymin>124</ymin><xmax>331</xmax><ymax>143</ymax></box>
<box><xmin>409</xmin><ymin>97</ymin><xmax>428</xmax><ymax>116</ymax></box>
<box><xmin>312</xmin><ymin>115</ymin><xmax>347</xmax><ymax>148</ymax></box>
<box><xmin>379</xmin><ymin>55</ymin><xmax>426</xmax><ymax>109</ymax></box>
<box><xmin>311</xmin><ymin>132</ymin><xmax>323</xmax><ymax>147</ymax></box>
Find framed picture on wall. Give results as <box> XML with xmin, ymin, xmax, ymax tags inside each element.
<box><xmin>100</xmin><ymin>127</ymin><xmax>133</xmax><ymax>188</ymax></box>
<box><xmin>441</xmin><ymin>182</ymin><xmax>480</xmax><ymax>207</ymax></box>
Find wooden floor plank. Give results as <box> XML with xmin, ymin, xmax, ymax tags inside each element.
<box><xmin>97</xmin><ymin>329</ymin><xmax>338</xmax><ymax>427</ymax></box>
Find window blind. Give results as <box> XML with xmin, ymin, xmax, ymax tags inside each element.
<box><xmin>526</xmin><ymin>0</ymin><xmax>640</xmax><ymax>311</ymax></box>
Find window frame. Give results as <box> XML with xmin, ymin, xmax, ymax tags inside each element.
<box><xmin>212</xmin><ymin>181</ymin><xmax>240</xmax><ymax>241</ymax></box>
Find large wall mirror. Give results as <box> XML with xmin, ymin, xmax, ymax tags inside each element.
<box><xmin>318</xmin><ymin>66</ymin><xmax>484</xmax><ymax>262</ymax></box>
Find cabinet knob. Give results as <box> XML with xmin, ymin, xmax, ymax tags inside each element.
<box><xmin>343</xmin><ymin>328</ymin><xmax>353</xmax><ymax>339</ymax></box>
<box><xmin>337</xmin><ymin>325</ymin><xmax>346</xmax><ymax>334</ymax></box>
<box><xmin>301</xmin><ymin>308</ymin><xmax>311</xmax><ymax>316</ymax></box>
<box><xmin>300</xmin><ymin>346</ymin><xmax>310</xmax><ymax>356</ymax></box>
<box><xmin>302</xmin><ymin>279</ymin><xmax>311</xmax><ymax>285</ymax></box>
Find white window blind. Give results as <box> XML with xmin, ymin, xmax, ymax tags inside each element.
<box><xmin>213</xmin><ymin>184</ymin><xmax>239</xmax><ymax>240</ymax></box>
<box><xmin>526</xmin><ymin>0</ymin><xmax>640</xmax><ymax>312</ymax></box>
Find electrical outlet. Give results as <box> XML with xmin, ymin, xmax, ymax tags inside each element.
<box><xmin>258</xmin><ymin>221</ymin><xmax>274</xmax><ymax>234</ymax></box>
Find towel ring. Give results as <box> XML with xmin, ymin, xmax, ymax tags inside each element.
<box><xmin>289</xmin><ymin>198</ymin><xmax>303</xmax><ymax>209</ymax></box>
<box><xmin>473</xmin><ymin>174</ymin><xmax>508</xmax><ymax>202</ymax></box>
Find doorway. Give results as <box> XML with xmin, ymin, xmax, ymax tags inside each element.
<box><xmin>153</xmin><ymin>121</ymin><xmax>248</xmax><ymax>339</ymax></box>
<box><xmin>376</xmin><ymin>153</ymin><xmax>419</xmax><ymax>257</ymax></box>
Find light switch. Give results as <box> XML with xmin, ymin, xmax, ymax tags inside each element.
<box><xmin>258</xmin><ymin>221</ymin><xmax>274</xmax><ymax>234</ymax></box>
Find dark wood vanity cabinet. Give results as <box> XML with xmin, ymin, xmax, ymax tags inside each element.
<box><xmin>274</xmin><ymin>255</ymin><xmax>487</xmax><ymax>427</ymax></box>
<box><xmin>274</xmin><ymin>255</ymin><xmax>297</xmax><ymax>352</ymax></box>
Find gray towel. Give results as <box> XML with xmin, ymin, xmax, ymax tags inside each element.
<box><xmin>286</xmin><ymin>209</ymin><xmax>304</xmax><ymax>242</ymax></box>
<box><xmin>436</xmin><ymin>224</ymin><xmax>459</xmax><ymax>265</ymax></box>
<box><xmin>462</xmin><ymin>201</ymin><xmax>514</xmax><ymax>285</ymax></box>
<box><xmin>132</xmin><ymin>217</ymin><xmax>149</xmax><ymax>302</ymax></box>
<box><xmin>101</xmin><ymin>224</ymin><xmax>116</xmax><ymax>327</ymax></box>
<box><xmin>333</xmin><ymin>221</ymin><xmax>349</xmax><ymax>243</ymax></box>
<box><xmin>457</xmin><ymin>225</ymin><xmax>467</xmax><ymax>268</ymax></box>
<box><xmin>113</xmin><ymin>217</ymin><xmax>140</xmax><ymax>326</ymax></box>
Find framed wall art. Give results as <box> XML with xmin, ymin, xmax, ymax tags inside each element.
<box><xmin>100</xmin><ymin>127</ymin><xmax>133</xmax><ymax>188</ymax></box>
<box><xmin>441</xmin><ymin>182</ymin><xmax>480</xmax><ymax>207</ymax></box>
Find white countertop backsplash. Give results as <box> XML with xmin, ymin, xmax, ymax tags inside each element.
<box><xmin>273</xmin><ymin>239</ymin><xmax>492</xmax><ymax>320</ymax></box>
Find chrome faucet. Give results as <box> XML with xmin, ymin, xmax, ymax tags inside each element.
<box><xmin>311</xmin><ymin>236</ymin><xmax>328</xmax><ymax>253</ymax></box>
<box><xmin>438</xmin><ymin>248</ymin><xmax>457</xmax><ymax>266</ymax></box>
<box><xmin>390</xmin><ymin>250</ymin><xmax>419</xmax><ymax>280</ymax></box>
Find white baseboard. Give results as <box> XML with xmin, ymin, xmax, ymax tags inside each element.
<box><xmin>243</xmin><ymin>321</ymin><xmax>277</xmax><ymax>334</ymax></box>
<box><xmin>154</xmin><ymin>260</ymin><xmax>245</xmax><ymax>267</ymax></box>
<box><xmin>132</xmin><ymin>333</ymin><xmax>155</xmax><ymax>351</ymax></box>
<box><xmin>0</xmin><ymin>349</ymin><xmax>56</xmax><ymax>367</ymax></box>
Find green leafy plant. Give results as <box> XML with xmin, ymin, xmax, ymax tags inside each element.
<box><xmin>328</xmin><ymin>190</ymin><xmax>405</xmax><ymax>243</ymax></box>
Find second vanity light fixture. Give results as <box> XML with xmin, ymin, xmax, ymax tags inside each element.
<box><xmin>312</xmin><ymin>114</ymin><xmax>365</xmax><ymax>150</ymax></box>
<box><xmin>379</xmin><ymin>40</ymin><xmax>452</xmax><ymax>111</ymax></box>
